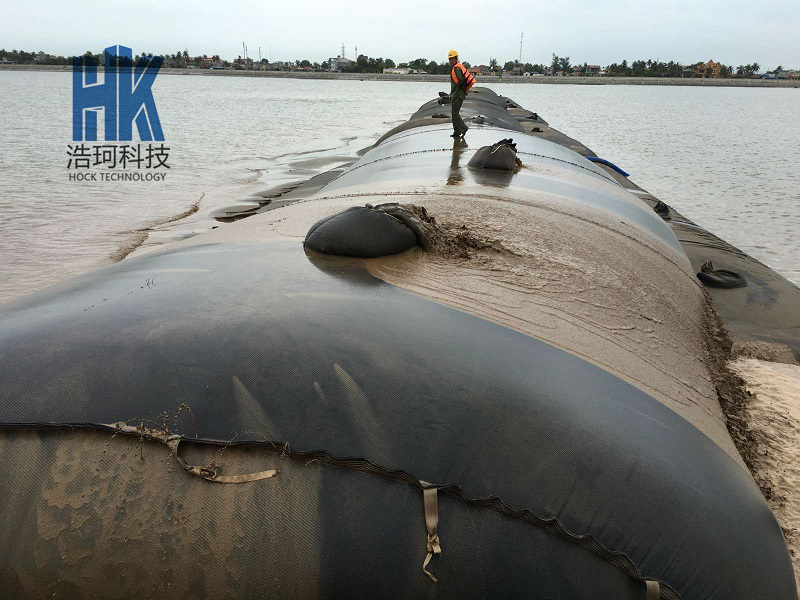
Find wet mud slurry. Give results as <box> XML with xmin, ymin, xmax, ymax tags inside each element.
<box><xmin>401</xmin><ymin>203</ymin><xmax>514</xmax><ymax>258</ymax></box>
<box><xmin>362</xmin><ymin>194</ymin><xmax>743</xmax><ymax>465</ymax></box>
<box><xmin>403</xmin><ymin>201</ymin><xmax>762</xmax><ymax>474</ymax></box>
<box><xmin>382</xmin><ymin>200</ymin><xmax>778</xmax><ymax>486</ymax></box>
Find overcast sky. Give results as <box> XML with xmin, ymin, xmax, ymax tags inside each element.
<box><xmin>2</xmin><ymin>0</ymin><xmax>798</xmax><ymax>69</ymax></box>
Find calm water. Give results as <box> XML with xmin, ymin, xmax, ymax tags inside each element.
<box><xmin>0</xmin><ymin>72</ymin><xmax>798</xmax><ymax>304</ymax></box>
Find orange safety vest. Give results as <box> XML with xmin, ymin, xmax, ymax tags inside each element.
<box><xmin>451</xmin><ymin>63</ymin><xmax>476</xmax><ymax>93</ymax></box>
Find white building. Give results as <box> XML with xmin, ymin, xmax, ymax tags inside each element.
<box><xmin>383</xmin><ymin>67</ymin><xmax>410</xmax><ymax>74</ymax></box>
<box><xmin>329</xmin><ymin>55</ymin><xmax>353</xmax><ymax>72</ymax></box>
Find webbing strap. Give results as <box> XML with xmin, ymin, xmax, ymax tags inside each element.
<box><xmin>422</xmin><ymin>487</ymin><xmax>442</xmax><ymax>582</ymax></box>
<box><xmin>645</xmin><ymin>580</ymin><xmax>661</xmax><ymax>600</ymax></box>
<box><xmin>167</xmin><ymin>438</ymin><xmax>277</xmax><ymax>484</ymax></box>
<box><xmin>105</xmin><ymin>423</ymin><xmax>278</xmax><ymax>484</ymax></box>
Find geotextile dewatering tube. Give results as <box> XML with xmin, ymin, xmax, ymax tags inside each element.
<box><xmin>0</xmin><ymin>87</ymin><xmax>795</xmax><ymax>600</ymax></box>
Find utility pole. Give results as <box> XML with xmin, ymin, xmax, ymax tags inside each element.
<box><xmin>519</xmin><ymin>32</ymin><xmax>523</xmax><ymax>64</ymax></box>
<box><xmin>341</xmin><ymin>43</ymin><xmax>345</xmax><ymax>58</ymax></box>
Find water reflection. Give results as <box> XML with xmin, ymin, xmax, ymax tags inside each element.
<box><xmin>469</xmin><ymin>163</ymin><xmax>516</xmax><ymax>188</ymax></box>
<box><xmin>446</xmin><ymin>139</ymin><xmax>468</xmax><ymax>185</ymax></box>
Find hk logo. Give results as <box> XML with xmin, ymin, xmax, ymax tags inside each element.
<box><xmin>73</xmin><ymin>45</ymin><xmax>164</xmax><ymax>142</ymax></box>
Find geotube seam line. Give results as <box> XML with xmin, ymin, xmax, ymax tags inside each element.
<box><xmin>371</xmin><ymin>126</ymin><xmax>619</xmax><ymax>184</ymax></box>
<box><xmin>0</xmin><ymin>420</ymin><xmax>678</xmax><ymax>599</ymax></box>
<box><xmin>328</xmin><ymin>148</ymin><xmax>621</xmax><ymax>188</ymax></box>
<box><xmin>515</xmin><ymin>152</ymin><xmax>621</xmax><ymax>185</ymax></box>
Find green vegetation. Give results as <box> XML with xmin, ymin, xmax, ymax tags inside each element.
<box><xmin>346</xmin><ymin>55</ymin><xmax>396</xmax><ymax>73</ymax></box>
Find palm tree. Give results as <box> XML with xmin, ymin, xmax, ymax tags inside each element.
<box><xmin>551</xmin><ymin>54</ymin><xmax>560</xmax><ymax>74</ymax></box>
<box><xmin>489</xmin><ymin>58</ymin><xmax>499</xmax><ymax>74</ymax></box>
<box><xmin>559</xmin><ymin>56</ymin><xmax>572</xmax><ymax>74</ymax></box>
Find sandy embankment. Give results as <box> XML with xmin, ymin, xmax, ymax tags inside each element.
<box><xmin>729</xmin><ymin>347</ymin><xmax>800</xmax><ymax>587</ymax></box>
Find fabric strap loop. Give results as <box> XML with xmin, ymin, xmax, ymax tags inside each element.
<box><xmin>167</xmin><ymin>437</ymin><xmax>277</xmax><ymax>484</ymax></box>
<box><xmin>422</xmin><ymin>486</ymin><xmax>442</xmax><ymax>582</ymax></box>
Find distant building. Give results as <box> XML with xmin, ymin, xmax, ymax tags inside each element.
<box><xmin>35</xmin><ymin>52</ymin><xmax>50</xmax><ymax>63</ymax></box>
<box><xmin>233</xmin><ymin>56</ymin><xmax>253</xmax><ymax>70</ymax></box>
<box><xmin>468</xmin><ymin>67</ymin><xmax>482</xmax><ymax>76</ymax></box>
<box><xmin>585</xmin><ymin>65</ymin><xmax>601</xmax><ymax>76</ymax></box>
<box><xmin>696</xmin><ymin>60</ymin><xmax>721</xmax><ymax>78</ymax></box>
<box><xmin>0</xmin><ymin>58</ymin><xmax>17</xmax><ymax>65</ymax></box>
<box><xmin>383</xmin><ymin>67</ymin><xmax>410</xmax><ymax>74</ymax></box>
<box><xmin>329</xmin><ymin>55</ymin><xmax>353</xmax><ymax>72</ymax></box>
<box><xmin>188</xmin><ymin>56</ymin><xmax>214</xmax><ymax>68</ymax></box>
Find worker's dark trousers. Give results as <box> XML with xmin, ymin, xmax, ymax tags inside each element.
<box><xmin>451</xmin><ymin>96</ymin><xmax>468</xmax><ymax>136</ymax></box>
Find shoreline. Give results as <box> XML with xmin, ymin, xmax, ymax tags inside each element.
<box><xmin>109</xmin><ymin>193</ymin><xmax>204</xmax><ymax>263</ymax></box>
<box><xmin>3</xmin><ymin>63</ymin><xmax>798</xmax><ymax>88</ymax></box>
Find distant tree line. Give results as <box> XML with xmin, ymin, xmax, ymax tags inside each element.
<box><xmin>556</xmin><ymin>55</ymin><xmax>764</xmax><ymax>78</ymax></box>
<box><xmin>0</xmin><ymin>48</ymin><xmax>782</xmax><ymax>78</ymax></box>
<box><xmin>0</xmin><ymin>49</ymin><xmax>73</xmax><ymax>65</ymax></box>
<box><xmin>332</xmin><ymin>55</ymin><xmax>396</xmax><ymax>73</ymax></box>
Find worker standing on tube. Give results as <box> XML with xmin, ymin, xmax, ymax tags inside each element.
<box><xmin>448</xmin><ymin>50</ymin><xmax>475</xmax><ymax>139</ymax></box>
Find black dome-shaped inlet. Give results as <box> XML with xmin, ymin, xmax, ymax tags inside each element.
<box><xmin>468</xmin><ymin>138</ymin><xmax>522</xmax><ymax>172</ymax></box>
<box><xmin>304</xmin><ymin>205</ymin><xmax>419</xmax><ymax>258</ymax></box>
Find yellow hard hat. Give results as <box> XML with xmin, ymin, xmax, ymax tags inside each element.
<box><xmin>448</xmin><ymin>49</ymin><xmax>458</xmax><ymax>58</ymax></box>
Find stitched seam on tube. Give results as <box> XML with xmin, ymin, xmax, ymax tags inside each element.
<box><xmin>329</xmin><ymin>148</ymin><xmax>620</xmax><ymax>188</ymax></box>
<box><xmin>0</xmin><ymin>421</ymin><xmax>678</xmax><ymax>599</ymax></box>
